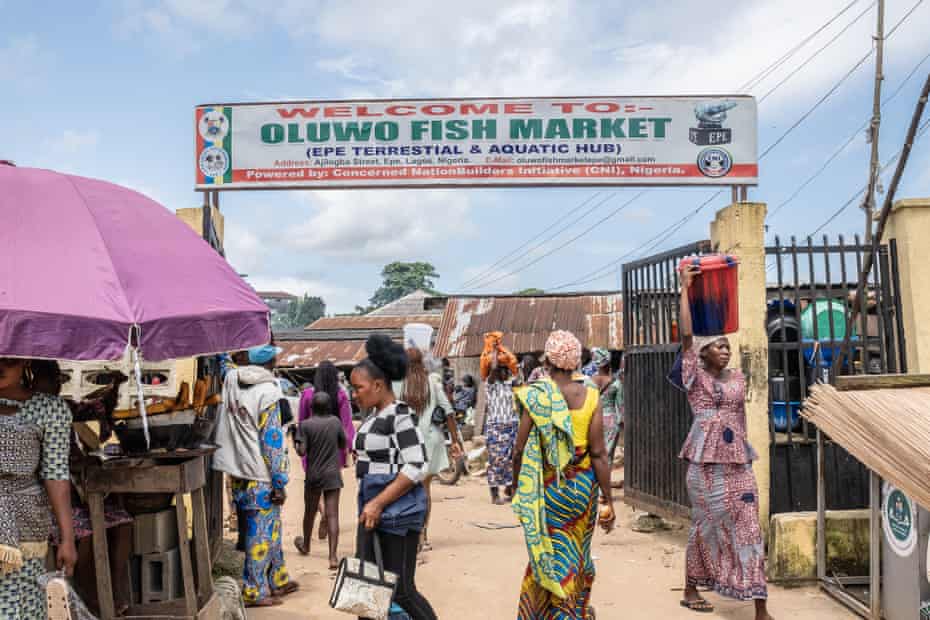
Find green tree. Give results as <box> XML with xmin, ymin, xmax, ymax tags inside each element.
<box><xmin>368</xmin><ymin>261</ymin><xmax>440</xmax><ymax>309</ymax></box>
<box><xmin>273</xmin><ymin>295</ymin><xmax>326</xmax><ymax>329</ymax></box>
<box><xmin>514</xmin><ymin>288</ymin><xmax>545</xmax><ymax>296</ymax></box>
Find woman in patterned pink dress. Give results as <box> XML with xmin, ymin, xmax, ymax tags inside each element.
<box><xmin>678</xmin><ymin>264</ymin><xmax>772</xmax><ymax>619</ymax></box>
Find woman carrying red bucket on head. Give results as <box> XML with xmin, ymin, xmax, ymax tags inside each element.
<box><xmin>675</xmin><ymin>259</ymin><xmax>772</xmax><ymax>620</ymax></box>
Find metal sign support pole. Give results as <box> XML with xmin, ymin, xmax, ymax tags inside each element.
<box><xmin>870</xmin><ymin>471</ymin><xmax>882</xmax><ymax>619</ymax></box>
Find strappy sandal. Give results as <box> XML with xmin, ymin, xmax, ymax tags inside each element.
<box><xmin>245</xmin><ymin>598</ymin><xmax>283</xmax><ymax>608</ymax></box>
<box><xmin>294</xmin><ymin>536</ymin><xmax>310</xmax><ymax>555</ymax></box>
<box><xmin>680</xmin><ymin>598</ymin><xmax>714</xmax><ymax>613</ymax></box>
<box><xmin>271</xmin><ymin>581</ymin><xmax>300</xmax><ymax>598</ymax></box>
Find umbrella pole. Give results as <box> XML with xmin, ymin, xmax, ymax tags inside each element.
<box><xmin>130</xmin><ymin>328</ymin><xmax>150</xmax><ymax>450</ymax></box>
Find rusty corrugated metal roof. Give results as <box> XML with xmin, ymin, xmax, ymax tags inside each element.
<box><xmin>432</xmin><ymin>294</ymin><xmax>623</xmax><ymax>358</ymax></box>
<box><xmin>276</xmin><ymin>340</ymin><xmax>369</xmax><ymax>368</ymax></box>
<box><xmin>307</xmin><ymin>314</ymin><xmax>443</xmax><ymax>331</ymax></box>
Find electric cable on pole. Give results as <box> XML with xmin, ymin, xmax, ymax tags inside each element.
<box><xmin>863</xmin><ymin>0</ymin><xmax>885</xmax><ymax>242</ymax></box>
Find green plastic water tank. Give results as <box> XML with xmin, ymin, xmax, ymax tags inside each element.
<box><xmin>800</xmin><ymin>299</ymin><xmax>855</xmax><ymax>341</ymax></box>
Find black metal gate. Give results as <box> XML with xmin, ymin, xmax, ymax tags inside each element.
<box><xmin>622</xmin><ymin>241</ymin><xmax>711</xmax><ymax>519</ymax></box>
<box><xmin>622</xmin><ymin>234</ymin><xmax>905</xmax><ymax>519</ymax></box>
<box><xmin>766</xmin><ymin>235</ymin><xmax>905</xmax><ymax>514</ymax></box>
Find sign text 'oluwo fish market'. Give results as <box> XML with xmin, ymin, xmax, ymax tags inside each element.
<box><xmin>195</xmin><ymin>96</ymin><xmax>757</xmax><ymax>190</ymax></box>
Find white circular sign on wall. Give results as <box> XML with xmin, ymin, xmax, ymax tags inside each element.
<box><xmin>883</xmin><ymin>482</ymin><xmax>918</xmax><ymax>558</ymax></box>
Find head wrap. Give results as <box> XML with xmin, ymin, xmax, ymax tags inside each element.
<box><xmin>692</xmin><ymin>335</ymin><xmax>728</xmax><ymax>353</ymax></box>
<box><xmin>591</xmin><ymin>347</ymin><xmax>611</xmax><ymax>368</ymax></box>
<box><xmin>248</xmin><ymin>345</ymin><xmax>282</xmax><ymax>365</ymax></box>
<box><xmin>544</xmin><ymin>330</ymin><xmax>582</xmax><ymax>371</ymax></box>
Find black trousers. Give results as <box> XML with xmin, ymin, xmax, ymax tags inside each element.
<box><xmin>356</xmin><ymin>524</ymin><xmax>437</xmax><ymax>620</ymax></box>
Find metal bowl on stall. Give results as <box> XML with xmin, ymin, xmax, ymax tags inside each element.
<box><xmin>114</xmin><ymin>409</ymin><xmax>208</xmax><ymax>455</ymax></box>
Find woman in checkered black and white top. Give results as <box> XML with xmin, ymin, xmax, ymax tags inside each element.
<box><xmin>354</xmin><ymin>404</ymin><xmax>427</xmax><ymax>482</ymax></box>
<box><xmin>350</xmin><ymin>335</ymin><xmax>437</xmax><ymax>620</ymax></box>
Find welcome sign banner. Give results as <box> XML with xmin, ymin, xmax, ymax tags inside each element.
<box><xmin>195</xmin><ymin>96</ymin><xmax>757</xmax><ymax>190</ymax></box>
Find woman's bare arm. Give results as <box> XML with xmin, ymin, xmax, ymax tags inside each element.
<box><xmin>512</xmin><ymin>403</ymin><xmax>533</xmax><ymax>486</ymax></box>
<box><xmin>587</xmin><ymin>404</ymin><xmax>613</xmax><ymax>503</ymax></box>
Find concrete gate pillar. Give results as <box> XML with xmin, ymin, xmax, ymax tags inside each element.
<box><xmin>883</xmin><ymin>198</ymin><xmax>930</xmax><ymax>373</ymax></box>
<box><xmin>174</xmin><ymin>205</ymin><xmax>226</xmax><ymax>408</ymax></box>
<box><xmin>710</xmin><ymin>201</ymin><xmax>771</xmax><ymax>529</ymax></box>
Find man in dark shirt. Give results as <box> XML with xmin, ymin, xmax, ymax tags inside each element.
<box><xmin>293</xmin><ymin>392</ymin><xmax>346</xmax><ymax>569</ymax></box>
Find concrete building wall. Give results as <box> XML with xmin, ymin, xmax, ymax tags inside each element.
<box><xmin>884</xmin><ymin>198</ymin><xmax>930</xmax><ymax>373</ymax></box>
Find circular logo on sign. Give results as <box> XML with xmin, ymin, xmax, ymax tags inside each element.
<box><xmin>199</xmin><ymin>147</ymin><xmax>229</xmax><ymax>179</ymax></box>
<box><xmin>697</xmin><ymin>147</ymin><xmax>733</xmax><ymax>178</ymax></box>
<box><xmin>883</xmin><ymin>483</ymin><xmax>917</xmax><ymax>557</ymax></box>
<box><xmin>198</xmin><ymin>109</ymin><xmax>228</xmax><ymax>143</ymax></box>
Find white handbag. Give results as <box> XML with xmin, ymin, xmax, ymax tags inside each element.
<box><xmin>330</xmin><ymin>531</ymin><xmax>398</xmax><ymax>620</ymax></box>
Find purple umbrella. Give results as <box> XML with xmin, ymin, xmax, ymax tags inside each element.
<box><xmin>0</xmin><ymin>165</ymin><xmax>270</xmax><ymax>361</ymax></box>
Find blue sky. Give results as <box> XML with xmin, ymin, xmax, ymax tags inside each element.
<box><xmin>3</xmin><ymin>0</ymin><xmax>930</xmax><ymax>313</ymax></box>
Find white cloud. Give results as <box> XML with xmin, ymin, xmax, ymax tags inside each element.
<box><xmin>112</xmin><ymin>1</ymin><xmax>930</xmax><ymax>119</ymax></box>
<box><xmin>45</xmin><ymin>130</ymin><xmax>99</xmax><ymax>156</ymax></box>
<box><xmin>286</xmin><ymin>190</ymin><xmax>475</xmax><ymax>262</ymax></box>
<box><xmin>112</xmin><ymin>0</ymin><xmax>257</xmax><ymax>57</ymax></box>
<box><xmin>0</xmin><ymin>35</ymin><xmax>50</xmax><ymax>85</ymax></box>
<box><xmin>223</xmin><ymin>220</ymin><xmax>264</xmax><ymax>274</ymax></box>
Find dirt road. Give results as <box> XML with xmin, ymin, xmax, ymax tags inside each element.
<box><xmin>250</xmin><ymin>451</ymin><xmax>851</xmax><ymax>619</ymax></box>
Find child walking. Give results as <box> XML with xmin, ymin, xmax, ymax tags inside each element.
<box><xmin>293</xmin><ymin>392</ymin><xmax>346</xmax><ymax>569</ymax></box>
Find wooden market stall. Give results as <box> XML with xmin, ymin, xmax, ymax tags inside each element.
<box><xmin>80</xmin><ymin>451</ymin><xmax>219</xmax><ymax>620</ymax></box>
<box><xmin>804</xmin><ymin>375</ymin><xmax>930</xmax><ymax>619</ymax></box>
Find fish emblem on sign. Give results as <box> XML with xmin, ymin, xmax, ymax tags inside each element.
<box><xmin>690</xmin><ymin>101</ymin><xmax>738</xmax><ymax>146</ymax></box>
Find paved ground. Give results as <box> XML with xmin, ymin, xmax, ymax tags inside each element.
<box><xmin>249</xmin><ymin>451</ymin><xmax>853</xmax><ymax>619</ymax></box>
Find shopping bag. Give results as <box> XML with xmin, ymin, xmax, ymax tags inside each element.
<box><xmin>329</xmin><ymin>531</ymin><xmax>398</xmax><ymax>620</ymax></box>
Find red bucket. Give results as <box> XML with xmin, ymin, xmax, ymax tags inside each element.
<box><xmin>678</xmin><ymin>254</ymin><xmax>739</xmax><ymax>336</ymax></box>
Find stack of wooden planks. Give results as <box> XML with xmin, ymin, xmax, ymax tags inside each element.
<box><xmin>803</xmin><ymin>375</ymin><xmax>930</xmax><ymax>509</ymax></box>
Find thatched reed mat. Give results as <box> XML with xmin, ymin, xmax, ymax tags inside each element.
<box><xmin>804</xmin><ymin>384</ymin><xmax>930</xmax><ymax>508</ymax></box>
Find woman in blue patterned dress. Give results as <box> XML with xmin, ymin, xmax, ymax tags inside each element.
<box><xmin>0</xmin><ymin>357</ymin><xmax>76</xmax><ymax>619</ymax></box>
<box><xmin>214</xmin><ymin>345</ymin><xmax>298</xmax><ymax>608</ymax></box>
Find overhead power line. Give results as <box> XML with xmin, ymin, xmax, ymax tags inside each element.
<box><xmin>549</xmin><ymin>191</ymin><xmax>724</xmax><ymax>291</ymax></box>
<box><xmin>809</xmin><ymin>115</ymin><xmax>930</xmax><ymax>236</ymax></box>
<box><xmin>454</xmin><ymin>1</ymin><xmax>871</xmax><ymax>293</ymax></box>
<box><xmin>761</xmin><ymin>50</ymin><xmax>874</xmax><ymax>158</ymax></box>
<box><xmin>462</xmin><ymin>191</ymin><xmax>647</xmax><ymax>292</ymax></box>
<box><xmin>457</xmin><ymin>191</ymin><xmax>607</xmax><ymax>289</ymax></box>
<box><xmin>737</xmin><ymin>0</ymin><xmax>865</xmax><ymax>93</ymax></box>
<box><xmin>463</xmin><ymin>1</ymin><xmax>922</xmax><ymax>294</ymax></box>
<box><xmin>758</xmin><ymin>1</ymin><xmax>876</xmax><ymax>104</ymax></box>
<box><xmin>767</xmin><ymin>44</ymin><xmax>930</xmax><ymax>221</ymax></box>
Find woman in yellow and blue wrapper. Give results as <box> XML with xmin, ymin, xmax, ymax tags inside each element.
<box><xmin>512</xmin><ymin>331</ymin><xmax>615</xmax><ymax>620</ymax></box>
<box><xmin>214</xmin><ymin>345</ymin><xmax>299</xmax><ymax>608</ymax></box>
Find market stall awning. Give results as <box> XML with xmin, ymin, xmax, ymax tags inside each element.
<box><xmin>803</xmin><ymin>379</ymin><xmax>930</xmax><ymax>509</ymax></box>
<box><xmin>0</xmin><ymin>166</ymin><xmax>270</xmax><ymax>361</ymax></box>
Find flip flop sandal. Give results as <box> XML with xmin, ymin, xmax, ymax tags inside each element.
<box><xmin>45</xmin><ymin>576</ymin><xmax>72</xmax><ymax>620</ymax></box>
<box><xmin>272</xmin><ymin>581</ymin><xmax>300</xmax><ymax>598</ymax></box>
<box><xmin>294</xmin><ymin>536</ymin><xmax>310</xmax><ymax>555</ymax></box>
<box><xmin>680</xmin><ymin>598</ymin><xmax>714</xmax><ymax>613</ymax></box>
<box><xmin>245</xmin><ymin>598</ymin><xmax>283</xmax><ymax>608</ymax></box>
